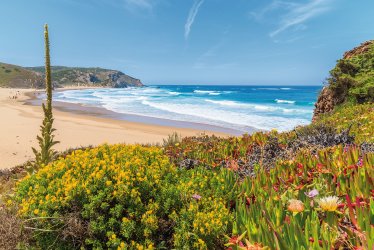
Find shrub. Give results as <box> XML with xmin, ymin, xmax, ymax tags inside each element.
<box><xmin>162</xmin><ymin>132</ymin><xmax>181</xmax><ymax>148</ymax></box>
<box><xmin>315</xmin><ymin>103</ymin><xmax>374</xmax><ymax>143</ymax></box>
<box><xmin>16</xmin><ymin>144</ymin><xmax>236</xmax><ymax>249</ymax></box>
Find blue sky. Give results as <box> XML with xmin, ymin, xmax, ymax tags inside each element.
<box><xmin>0</xmin><ymin>0</ymin><xmax>373</xmax><ymax>85</ymax></box>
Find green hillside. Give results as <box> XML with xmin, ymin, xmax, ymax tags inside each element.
<box><xmin>27</xmin><ymin>66</ymin><xmax>143</xmax><ymax>88</ymax></box>
<box><xmin>329</xmin><ymin>40</ymin><xmax>374</xmax><ymax>103</ymax></box>
<box><xmin>0</xmin><ymin>62</ymin><xmax>43</xmax><ymax>88</ymax></box>
<box><xmin>0</xmin><ymin>63</ymin><xmax>143</xmax><ymax>88</ymax></box>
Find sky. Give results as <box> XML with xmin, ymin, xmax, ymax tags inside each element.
<box><xmin>0</xmin><ymin>0</ymin><xmax>373</xmax><ymax>85</ymax></box>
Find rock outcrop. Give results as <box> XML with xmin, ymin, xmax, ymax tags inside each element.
<box><xmin>343</xmin><ymin>40</ymin><xmax>373</xmax><ymax>59</ymax></box>
<box><xmin>312</xmin><ymin>87</ymin><xmax>336</xmax><ymax>122</ymax></box>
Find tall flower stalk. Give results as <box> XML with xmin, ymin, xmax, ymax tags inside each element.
<box><xmin>32</xmin><ymin>24</ymin><xmax>59</xmax><ymax>169</ymax></box>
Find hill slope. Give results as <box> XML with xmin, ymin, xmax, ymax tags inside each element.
<box><xmin>0</xmin><ymin>63</ymin><xmax>143</xmax><ymax>88</ymax></box>
<box><xmin>27</xmin><ymin>66</ymin><xmax>143</xmax><ymax>88</ymax></box>
<box><xmin>313</xmin><ymin>40</ymin><xmax>374</xmax><ymax>120</ymax></box>
<box><xmin>0</xmin><ymin>63</ymin><xmax>43</xmax><ymax>88</ymax></box>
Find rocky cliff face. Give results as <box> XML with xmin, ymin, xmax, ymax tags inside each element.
<box><xmin>312</xmin><ymin>40</ymin><xmax>374</xmax><ymax>121</ymax></box>
<box><xmin>343</xmin><ymin>40</ymin><xmax>373</xmax><ymax>59</ymax></box>
<box><xmin>312</xmin><ymin>87</ymin><xmax>336</xmax><ymax>122</ymax></box>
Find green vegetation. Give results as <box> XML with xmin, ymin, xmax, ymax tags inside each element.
<box><xmin>0</xmin><ymin>62</ymin><xmax>143</xmax><ymax>89</ymax></box>
<box><xmin>315</xmin><ymin>103</ymin><xmax>374</xmax><ymax>143</ymax></box>
<box><xmin>16</xmin><ymin>145</ymin><xmax>235</xmax><ymax>249</ymax></box>
<box><xmin>327</xmin><ymin>40</ymin><xmax>374</xmax><ymax>104</ymax></box>
<box><xmin>0</xmin><ymin>62</ymin><xmax>43</xmax><ymax>88</ymax></box>
<box><xmin>31</xmin><ymin>24</ymin><xmax>59</xmax><ymax>168</ymax></box>
<box><xmin>27</xmin><ymin>65</ymin><xmax>143</xmax><ymax>88</ymax></box>
<box><xmin>12</xmin><ymin>132</ymin><xmax>374</xmax><ymax>249</ymax></box>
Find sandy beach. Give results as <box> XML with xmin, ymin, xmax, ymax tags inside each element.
<box><xmin>0</xmin><ymin>88</ymin><xmax>228</xmax><ymax>169</ymax></box>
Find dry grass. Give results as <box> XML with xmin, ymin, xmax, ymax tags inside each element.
<box><xmin>0</xmin><ymin>205</ymin><xmax>31</xmax><ymax>250</ymax></box>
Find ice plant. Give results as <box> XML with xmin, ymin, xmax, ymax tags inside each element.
<box><xmin>318</xmin><ymin>196</ymin><xmax>341</xmax><ymax>212</ymax></box>
<box><xmin>305</xmin><ymin>189</ymin><xmax>319</xmax><ymax>198</ymax></box>
<box><xmin>287</xmin><ymin>199</ymin><xmax>305</xmax><ymax>213</ymax></box>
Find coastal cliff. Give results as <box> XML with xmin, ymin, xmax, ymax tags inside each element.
<box><xmin>0</xmin><ymin>62</ymin><xmax>143</xmax><ymax>89</ymax></box>
<box><xmin>312</xmin><ymin>40</ymin><xmax>374</xmax><ymax>121</ymax></box>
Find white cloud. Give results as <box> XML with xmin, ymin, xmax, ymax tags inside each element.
<box><xmin>184</xmin><ymin>0</ymin><xmax>204</xmax><ymax>39</ymax></box>
<box><xmin>124</xmin><ymin>0</ymin><xmax>153</xmax><ymax>10</ymax></box>
<box><xmin>252</xmin><ymin>0</ymin><xmax>333</xmax><ymax>38</ymax></box>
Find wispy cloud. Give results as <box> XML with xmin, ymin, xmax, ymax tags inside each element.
<box><xmin>184</xmin><ymin>0</ymin><xmax>204</xmax><ymax>39</ymax></box>
<box><xmin>123</xmin><ymin>0</ymin><xmax>153</xmax><ymax>11</ymax></box>
<box><xmin>252</xmin><ymin>0</ymin><xmax>333</xmax><ymax>38</ymax></box>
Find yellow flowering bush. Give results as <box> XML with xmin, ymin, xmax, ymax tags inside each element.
<box><xmin>171</xmin><ymin>168</ymin><xmax>237</xmax><ymax>249</ymax></box>
<box><xmin>16</xmin><ymin>144</ymin><xmax>236</xmax><ymax>249</ymax></box>
<box><xmin>16</xmin><ymin>144</ymin><xmax>179</xmax><ymax>249</ymax></box>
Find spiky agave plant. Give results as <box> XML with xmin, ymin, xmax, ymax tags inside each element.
<box><xmin>32</xmin><ymin>24</ymin><xmax>59</xmax><ymax>169</ymax></box>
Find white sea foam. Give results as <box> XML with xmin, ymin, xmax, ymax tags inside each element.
<box><xmin>204</xmin><ymin>99</ymin><xmax>311</xmax><ymax>114</ymax></box>
<box><xmin>140</xmin><ymin>100</ymin><xmax>309</xmax><ymax>131</ymax></box>
<box><xmin>53</xmin><ymin>87</ymin><xmax>315</xmax><ymax>133</ymax></box>
<box><xmin>256</xmin><ymin>88</ymin><xmax>280</xmax><ymax>90</ymax></box>
<box><xmin>275</xmin><ymin>99</ymin><xmax>295</xmax><ymax>104</ymax></box>
<box><xmin>193</xmin><ymin>90</ymin><xmax>221</xmax><ymax>95</ymax></box>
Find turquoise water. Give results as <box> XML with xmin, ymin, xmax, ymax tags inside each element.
<box><xmin>54</xmin><ymin>85</ymin><xmax>321</xmax><ymax>133</ymax></box>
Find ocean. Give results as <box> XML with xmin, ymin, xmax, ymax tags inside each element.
<box><xmin>53</xmin><ymin>85</ymin><xmax>321</xmax><ymax>134</ymax></box>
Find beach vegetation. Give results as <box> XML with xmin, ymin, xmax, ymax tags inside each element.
<box><xmin>13</xmin><ymin>138</ymin><xmax>374</xmax><ymax>249</ymax></box>
<box><xmin>314</xmin><ymin>102</ymin><xmax>374</xmax><ymax>143</ymax></box>
<box><xmin>31</xmin><ymin>24</ymin><xmax>59</xmax><ymax>169</ymax></box>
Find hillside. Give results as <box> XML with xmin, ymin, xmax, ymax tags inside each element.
<box><xmin>313</xmin><ymin>40</ymin><xmax>374</xmax><ymax>120</ymax></box>
<box><xmin>27</xmin><ymin>66</ymin><xmax>143</xmax><ymax>88</ymax></box>
<box><xmin>0</xmin><ymin>63</ymin><xmax>143</xmax><ymax>88</ymax></box>
<box><xmin>0</xmin><ymin>63</ymin><xmax>43</xmax><ymax>88</ymax></box>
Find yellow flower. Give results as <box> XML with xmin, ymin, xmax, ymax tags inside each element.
<box><xmin>287</xmin><ymin>199</ymin><xmax>305</xmax><ymax>212</ymax></box>
<box><xmin>318</xmin><ymin>196</ymin><xmax>341</xmax><ymax>212</ymax></box>
<box><xmin>34</xmin><ymin>209</ymin><xmax>39</xmax><ymax>215</ymax></box>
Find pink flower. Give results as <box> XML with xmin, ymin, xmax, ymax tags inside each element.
<box><xmin>305</xmin><ymin>189</ymin><xmax>319</xmax><ymax>198</ymax></box>
<box><xmin>192</xmin><ymin>194</ymin><xmax>202</xmax><ymax>200</ymax></box>
<box><xmin>357</xmin><ymin>158</ymin><xmax>363</xmax><ymax>167</ymax></box>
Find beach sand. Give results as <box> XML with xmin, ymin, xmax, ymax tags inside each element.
<box><xmin>0</xmin><ymin>88</ymin><xmax>228</xmax><ymax>169</ymax></box>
